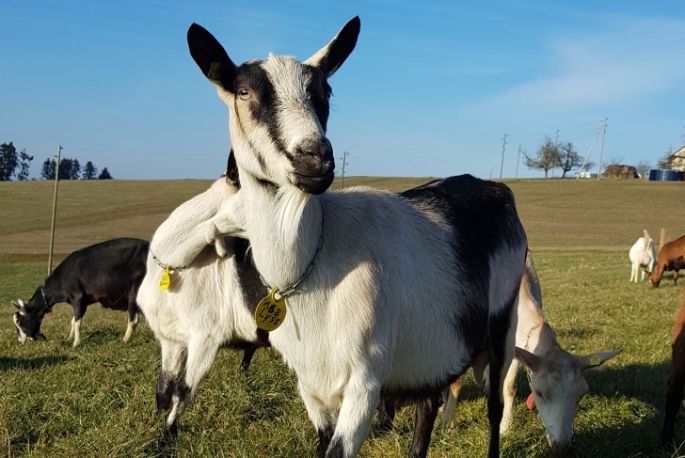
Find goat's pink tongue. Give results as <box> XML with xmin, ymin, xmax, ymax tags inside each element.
<box><xmin>526</xmin><ymin>393</ymin><xmax>535</xmax><ymax>410</ymax></box>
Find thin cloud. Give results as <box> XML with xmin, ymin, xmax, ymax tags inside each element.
<box><xmin>471</xmin><ymin>16</ymin><xmax>685</xmax><ymax>113</ymax></box>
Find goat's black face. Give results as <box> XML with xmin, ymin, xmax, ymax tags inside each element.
<box><xmin>187</xmin><ymin>17</ymin><xmax>360</xmax><ymax>195</ymax></box>
<box><xmin>12</xmin><ymin>289</ymin><xmax>49</xmax><ymax>343</ymax></box>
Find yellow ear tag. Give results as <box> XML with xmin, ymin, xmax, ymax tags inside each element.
<box><xmin>590</xmin><ymin>355</ymin><xmax>601</xmax><ymax>366</ymax></box>
<box><xmin>159</xmin><ymin>267</ymin><xmax>171</xmax><ymax>290</ymax></box>
<box><xmin>254</xmin><ymin>288</ymin><xmax>287</xmax><ymax>331</ymax></box>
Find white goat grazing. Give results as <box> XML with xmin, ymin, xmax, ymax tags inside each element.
<box><xmin>136</xmin><ymin>177</ymin><xmax>261</xmax><ymax>436</ymax></box>
<box><xmin>629</xmin><ymin>230</ymin><xmax>656</xmax><ymax>282</ymax></box>
<box><xmin>187</xmin><ymin>17</ymin><xmax>527</xmax><ymax>458</ymax></box>
<box><xmin>440</xmin><ymin>252</ymin><xmax>621</xmax><ymax>451</ymax></box>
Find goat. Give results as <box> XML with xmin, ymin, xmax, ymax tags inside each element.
<box><xmin>629</xmin><ymin>230</ymin><xmax>656</xmax><ymax>282</ymax></box>
<box><xmin>661</xmin><ymin>286</ymin><xmax>685</xmax><ymax>448</ymax></box>
<box><xmin>440</xmin><ymin>251</ymin><xmax>621</xmax><ymax>451</ymax></box>
<box><xmin>11</xmin><ymin>238</ymin><xmax>148</xmax><ymax>347</ymax></box>
<box><xmin>136</xmin><ymin>177</ymin><xmax>262</xmax><ymax>437</ymax></box>
<box><xmin>650</xmin><ymin>235</ymin><xmax>685</xmax><ymax>287</ymax></box>
<box><xmin>186</xmin><ymin>17</ymin><xmax>527</xmax><ymax>458</ymax></box>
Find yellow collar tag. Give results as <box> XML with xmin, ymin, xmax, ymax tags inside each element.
<box><xmin>254</xmin><ymin>288</ymin><xmax>287</xmax><ymax>331</ymax></box>
<box><xmin>590</xmin><ymin>355</ymin><xmax>601</xmax><ymax>366</ymax></box>
<box><xmin>159</xmin><ymin>267</ymin><xmax>171</xmax><ymax>290</ymax></box>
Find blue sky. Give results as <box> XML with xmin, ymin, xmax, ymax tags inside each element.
<box><xmin>2</xmin><ymin>0</ymin><xmax>684</xmax><ymax>179</ymax></box>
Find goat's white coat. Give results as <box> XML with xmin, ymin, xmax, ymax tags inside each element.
<box><xmin>190</xmin><ymin>19</ymin><xmax>527</xmax><ymax>456</ymax></box>
<box><xmin>136</xmin><ymin>178</ymin><xmax>255</xmax><ymax>428</ymax></box>
<box><xmin>629</xmin><ymin>230</ymin><xmax>656</xmax><ymax>282</ymax></box>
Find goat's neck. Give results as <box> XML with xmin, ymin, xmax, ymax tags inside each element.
<box><xmin>518</xmin><ymin>295</ymin><xmax>561</xmax><ymax>355</ymax></box>
<box><xmin>239</xmin><ymin>172</ymin><xmax>324</xmax><ymax>292</ymax></box>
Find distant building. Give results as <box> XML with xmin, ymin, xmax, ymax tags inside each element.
<box><xmin>671</xmin><ymin>145</ymin><xmax>685</xmax><ymax>171</ymax></box>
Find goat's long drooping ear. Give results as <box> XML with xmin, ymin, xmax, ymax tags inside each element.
<box><xmin>304</xmin><ymin>16</ymin><xmax>361</xmax><ymax>78</ymax></box>
<box><xmin>187</xmin><ymin>23</ymin><xmax>238</xmax><ymax>92</ymax></box>
<box><xmin>515</xmin><ymin>347</ymin><xmax>541</xmax><ymax>371</ymax></box>
<box><xmin>578</xmin><ymin>349</ymin><xmax>622</xmax><ymax>370</ymax></box>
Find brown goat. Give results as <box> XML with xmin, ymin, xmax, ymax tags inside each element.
<box><xmin>661</xmin><ymin>287</ymin><xmax>685</xmax><ymax>448</ymax></box>
<box><xmin>650</xmin><ymin>235</ymin><xmax>685</xmax><ymax>288</ymax></box>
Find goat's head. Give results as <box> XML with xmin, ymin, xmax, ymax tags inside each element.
<box><xmin>187</xmin><ymin>18</ymin><xmax>360</xmax><ymax>195</ymax></box>
<box><xmin>11</xmin><ymin>289</ymin><xmax>50</xmax><ymax>343</ymax></box>
<box><xmin>515</xmin><ymin>346</ymin><xmax>621</xmax><ymax>452</ymax></box>
<box><xmin>649</xmin><ymin>268</ymin><xmax>662</xmax><ymax>287</ymax></box>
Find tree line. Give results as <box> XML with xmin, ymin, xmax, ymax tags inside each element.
<box><xmin>0</xmin><ymin>142</ymin><xmax>112</xmax><ymax>181</ymax></box>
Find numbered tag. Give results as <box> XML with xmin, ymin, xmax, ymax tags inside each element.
<box><xmin>159</xmin><ymin>267</ymin><xmax>171</xmax><ymax>290</ymax></box>
<box><xmin>254</xmin><ymin>288</ymin><xmax>287</xmax><ymax>331</ymax></box>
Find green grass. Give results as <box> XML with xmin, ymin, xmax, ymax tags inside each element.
<box><xmin>1</xmin><ymin>177</ymin><xmax>685</xmax><ymax>457</ymax></box>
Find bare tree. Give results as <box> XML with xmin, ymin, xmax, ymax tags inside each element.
<box><xmin>558</xmin><ymin>142</ymin><xmax>581</xmax><ymax>178</ymax></box>
<box><xmin>524</xmin><ymin>137</ymin><xmax>560</xmax><ymax>178</ymax></box>
<box><xmin>657</xmin><ymin>148</ymin><xmax>674</xmax><ymax>169</ymax></box>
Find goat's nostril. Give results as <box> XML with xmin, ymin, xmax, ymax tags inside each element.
<box><xmin>297</xmin><ymin>139</ymin><xmax>333</xmax><ymax>160</ymax></box>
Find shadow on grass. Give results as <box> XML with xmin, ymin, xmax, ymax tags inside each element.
<box><xmin>143</xmin><ymin>431</ymin><xmax>179</xmax><ymax>458</ymax></box>
<box><xmin>0</xmin><ymin>355</ymin><xmax>72</xmax><ymax>371</ymax></box>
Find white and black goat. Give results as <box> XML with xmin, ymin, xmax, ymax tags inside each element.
<box><xmin>629</xmin><ymin>230</ymin><xmax>656</xmax><ymax>282</ymax></box>
<box><xmin>440</xmin><ymin>252</ymin><xmax>621</xmax><ymax>451</ymax></box>
<box><xmin>186</xmin><ymin>17</ymin><xmax>527</xmax><ymax>458</ymax></box>
<box><xmin>135</xmin><ymin>176</ymin><xmax>266</xmax><ymax>437</ymax></box>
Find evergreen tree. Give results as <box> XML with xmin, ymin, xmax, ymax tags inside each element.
<box><xmin>82</xmin><ymin>161</ymin><xmax>98</xmax><ymax>180</ymax></box>
<box><xmin>41</xmin><ymin>158</ymin><xmax>56</xmax><ymax>180</ymax></box>
<box><xmin>98</xmin><ymin>167</ymin><xmax>113</xmax><ymax>179</ymax></box>
<box><xmin>57</xmin><ymin>158</ymin><xmax>81</xmax><ymax>179</ymax></box>
<box><xmin>0</xmin><ymin>142</ymin><xmax>18</xmax><ymax>181</ymax></box>
<box><xmin>17</xmin><ymin>150</ymin><xmax>34</xmax><ymax>181</ymax></box>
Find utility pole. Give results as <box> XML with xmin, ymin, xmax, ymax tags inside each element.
<box><xmin>339</xmin><ymin>151</ymin><xmax>349</xmax><ymax>189</ymax></box>
<box><xmin>47</xmin><ymin>145</ymin><xmax>62</xmax><ymax>275</ymax></box>
<box><xmin>598</xmin><ymin>117</ymin><xmax>607</xmax><ymax>180</ymax></box>
<box><xmin>499</xmin><ymin>133</ymin><xmax>508</xmax><ymax>180</ymax></box>
<box><xmin>516</xmin><ymin>144</ymin><xmax>522</xmax><ymax>178</ymax></box>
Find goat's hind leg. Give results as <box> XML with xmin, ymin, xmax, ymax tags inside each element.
<box><xmin>156</xmin><ymin>339</ymin><xmax>186</xmax><ymax>438</ymax></box>
<box><xmin>409</xmin><ymin>391</ymin><xmax>441</xmax><ymax>458</ymax></box>
<box><xmin>163</xmin><ymin>336</ymin><xmax>221</xmax><ymax>438</ymax></box>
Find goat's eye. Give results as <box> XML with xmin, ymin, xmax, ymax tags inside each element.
<box><xmin>238</xmin><ymin>88</ymin><xmax>250</xmax><ymax>100</ymax></box>
<box><xmin>536</xmin><ymin>391</ymin><xmax>545</xmax><ymax>401</ymax></box>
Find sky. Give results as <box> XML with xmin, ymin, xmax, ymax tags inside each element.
<box><xmin>2</xmin><ymin>0</ymin><xmax>684</xmax><ymax>180</ymax></box>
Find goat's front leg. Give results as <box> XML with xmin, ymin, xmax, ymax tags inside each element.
<box><xmin>440</xmin><ymin>375</ymin><xmax>465</xmax><ymax>429</ymax></box>
<box><xmin>299</xmin><ymin>385</ymin><xmax>335</xmax><ymax>458</ymax></box>
<box><xmin>500</xmin><ymin>358</ymin><xmax>519</xmax><ymax>434</ymax></box>
<box><xmin>326</xmin><ymin>376</ymin><xmax>380</xmax><ymax>458</ymax></box>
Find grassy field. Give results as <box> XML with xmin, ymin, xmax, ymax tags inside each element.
<box><xmin>1</xmin><ymin>177</ymin><xmax>685</xmax><ymax>457</ymax></box>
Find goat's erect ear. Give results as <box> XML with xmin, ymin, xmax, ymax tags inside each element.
<box><xmin>515</xmin><ymin>347</ymin><xmax>541</xmax><ymax>371</ymax></box>
<box><xmin>578</xmin><ymin>349</ymin><xmax>622</xmax><ymax>370</ymax></box>
<box><xmin>11</xmin><ymin>300</ymin><xmax>21</xmax><ymax>311</ymax></box>
<box><xmin>187</xmin><ymin>23</ymin><xmax>237</xmax><ymax>93</ymax></box>
<box><xmin>305</xmin><ymin>16</ymin><xmax>360</xmax><ymax>78</ymax></box>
